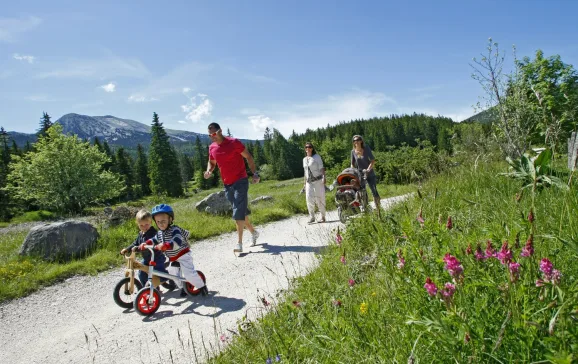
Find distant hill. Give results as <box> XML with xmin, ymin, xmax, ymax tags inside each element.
<box><xmin>6</xmin><ymin>113</ymin><xmax>255</xmax><ymax>150</ymax></box>
<box><xmin>462</xmin><ymin>107</ymin><xmax>497</xmax><ymax>124</ymax></box>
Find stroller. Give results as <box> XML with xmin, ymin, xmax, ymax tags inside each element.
<box><xmin>334</xmin><ymin>168</ymin><xmax>370</xmax><ymax>223</ymax></box>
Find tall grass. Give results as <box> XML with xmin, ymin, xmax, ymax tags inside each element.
<box><xmin>0</xmin><ymin>178</ymin><xmax>413</xmax><ymax>302</ymax></box>
<box><xmin>211</xmin><ymin>161</ymin><xmax>578</xmax><ymax>363</ymax></box>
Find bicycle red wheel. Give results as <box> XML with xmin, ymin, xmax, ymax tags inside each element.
<box><xmin>133</xmin><ymin>287</ymin><xmax>161</xmax><ymax>316</ymax></box>
<box><xmin>185</xmin><ymin>270</ymin><xmax>207</xmax><ymax>296</ymax></box>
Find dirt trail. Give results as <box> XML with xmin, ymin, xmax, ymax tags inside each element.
<box><xmin>0</xmin><ymin>196</ymin><xmax>408</xmax><ymax>364</ymax></box>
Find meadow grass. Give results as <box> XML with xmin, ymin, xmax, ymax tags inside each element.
<box><xmin>211</xmin><ymin>161</ymin><xmax>578</xmax><ymax>363</ymax></box>
<box><xmin>0</xmin><ymin>178</ymin><xmax>413</xmax><ymax>302</ymax></box>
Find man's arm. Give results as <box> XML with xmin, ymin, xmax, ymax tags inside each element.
<box><xmin>204</xmin><ymin>159</ymin><xmax>217</xmax><ymax>179</ymax></box>
<box><xmin>240</xmin><ymin>147</ymin><xmax>257</xmax><ymax>174</ymax></box>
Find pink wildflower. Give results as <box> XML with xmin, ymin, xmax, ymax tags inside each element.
<box><xmin>474</xmin><ymin>244</ymin><xmax>485</xmax><ymax>260</ymax></box>
<box><xmin>416</xmin><ymin>209</ymin><xmax>425</xmax><ymax>227</ymax></box>
<box><xmin>535</xmin><ymin>279</ymin><xmax>545</xmax><ymax>287</ymax></box>
<box><xmin>335</xmin><ymin>228</ymin><xmax>343</xmax><ymax>245</ymax></box>
<box><xmin>219</xmin><ymin>334</ymin><xmax>227</xmax><ymax>343</ymax></box>
<box><xmin>485</xmin><ymin>240</ymin><xmax>496</xmax><ymax>259</ymax></box>
<box><xmin>443</xmin><ymin>253</ymin><xmax>463</xmax><ymax>278</ymax></box>
<box><xmin>551</xmin><ymin>269</ymin><xmax>562</xmax><ymax>285</ymax></box>
<box><xmin>396</xmin><ymin>249</ymin><xmax>405</xmax><ymax>270</ymax></box>
<box><xmin>261</xmin><ymin>297</ymin><xmax>270</xmax><ymax>307</ymax></box>
<box><xmin>332</xmin><ymin>299</ymin><xmax>342</xmax><ymax>307</ymax></box>
<box><xmin>509</xmin><ymin>262</ymin><xmax>521</xmax><ymax>282</ymax></box>
<box><xmin>539</xmin><ymin>258</ymin><xmax>553</xmax><ymax>277</ymax></box>
<box><xmin>527</xmin><ymin>209</ymin><xmax>535</xmax><ymax>223</ymax></box>
<box><xmin>520</xmin><ymin>235</ymin><xmax>534</xmax><ymax>257</ymax></box>
<box><xmin>340</xmin><ymin>255</ymin><xmax>346</xmax><ymax>265</ymax></box>
<box><xmin>441</xmin><ymin>282</ymin><xmax>456</xmax><ymax>298</ymax></box>
<box><xmin>465</xmin><ymin>244</ymin><xmax>473</xmax><ymax>255</ymax></box>
<box><xmin>446</xmin><ymin>216</ymin><xmax>453</xmax><ymax>230</ymax></box>
<box><xmin>424</xmin><ymin>277</ymin><xmax>438</xmax><ymax>297</ymax></box>
<box><xmin>497</xmin><ymin>241</ymin><xmax>512</xmax><ymax>265</ymax></box>
<box><xmin>348</xmin><ymin>279</ymin><xmax>356</xmax><ymax>287</ymax></box>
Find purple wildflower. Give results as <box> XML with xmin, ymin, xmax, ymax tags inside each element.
<box><xmin>340</xmin><ymin>255</ymin><xmax>346</xmax><ymax>265</ymax></box>
<box><xmin>497</xmin><ymin>241</ymin><xmax>512</xmax><ymax>265</ymax></box>
<box><xmin>509</xmin><ymin>262</ymin><xmax>521</xmax><ymax>282</ymax></box>
<box><xmin>332</xmin><ymin>299</ymin><xmax>342</xmax><ymax>307</ymax></box>
<box><xmin>465</xmin><ymin>244</ymin><xmax>473</xmax><ymax>255</ymax></box>
<box><xmin>348</xmin><ymin>279</ymin><xmax>355</xmax><ymax>287</ymax></box>
<box><xmin>416</xmin><ymin>209</ymin><xmax>425</xmax><ymax>227</ymax></box>
<box><xmin>520</xmin><ymin>235</ymin><xmax>534</xmax><ymax>257</ymax></box>
<box><xmin>474</xmin><ymin>244</ymin><xmax>485</xmax><ymax>260</ymax></box>
<box><xmin>539</xmin><ymin>258</ymin><xmax>553</xmax><ymax>277</ymax></box>
<box><xmin>266</xmin><ymin>358</ymin><xmax>272</xmax><ymax>364</ymax></box>
<box><xmin>528</xmin><ymin>209</ymin><xmax>535</xmax><ymax>223</ymax></box>
<box><xmin>441</xmin><ymin>282</ymin><xmax>456</xmax><ymax>298</ymax></box>
<box><xmin>424</xmin><ymin>277</ymin><xmax>438</xmax><ymax>297</ymax></box>
<box><xmin>535</xmin><ymin>279</ymin><xmax>545</xmax><ymax>287</ymax></box>
<box><xmin>276</xmin><ymin>354</ymin><xmax>281</xmax><ymax>362</ymax></box>
<box><xmin>446</xmin><ymin>216</ymin><xmax>453</xmax><ymax>230</ymax></box>
<box><xmin>551</xmin><ymin>269</ymin><xmax>562</xmax><ymax>285</ymax></box>
<box><xmin>485</xmin><ymin>240</ymin><xmax>496</xmax><ymax>259</ymax></box>
<box><xmin>443</xmin><ymin>253</ymin><xmax>463</xmax><ymax>278</ymax></box>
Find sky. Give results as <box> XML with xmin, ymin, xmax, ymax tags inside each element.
<box><xmin>1</xmin><ymin>0</ymin><xmax>577</xmax><ymax>139</ymax></box>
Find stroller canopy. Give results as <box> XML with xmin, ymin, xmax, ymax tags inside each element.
<box><xmin>336</xmin><ymin>168</ymin><xmax>362</xmax><ymax>186</ymax></box>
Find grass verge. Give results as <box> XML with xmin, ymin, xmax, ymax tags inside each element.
<box><xmin>211</xmin><ymin>161</ymin><xmax>578</xmax><ymax>363</ymax></box>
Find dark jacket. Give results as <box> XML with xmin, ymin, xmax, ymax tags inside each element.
<box><xmin>124</xmin><ymin>226</ymin><xmax>163</xmax><ymax>262</ymax></box>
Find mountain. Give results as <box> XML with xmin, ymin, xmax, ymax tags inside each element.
<box><xmin>5</xmin><ymin>113</ymin><xmax>243</xmax><ymax>149</ymax></box>
<box><xmin>462</xmin><ymin>107</ymin><xmax>497</xmax><ymax>124</ymax></box>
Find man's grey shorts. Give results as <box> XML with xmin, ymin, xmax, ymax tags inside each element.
<box><xmin>224</xmin><ymin>177</ymin><xmax>251</xmax><ymax>221</ymax></box>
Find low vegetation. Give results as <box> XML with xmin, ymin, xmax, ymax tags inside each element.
<box><xmin>212</xmin><ymin>160</ymin><xmax>578</xmax><ymax>363</ymax></box>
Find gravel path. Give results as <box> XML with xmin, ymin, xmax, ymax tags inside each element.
<box><xmin>0</xmin><ymin>196</ymin><xmax>408</xmax><ymax>364</ymax></box>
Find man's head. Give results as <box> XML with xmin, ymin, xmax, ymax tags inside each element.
<box><xmin>208</xmin><ymin>123</ymin><xmax>223</xmax><ymax>143</ymax></box>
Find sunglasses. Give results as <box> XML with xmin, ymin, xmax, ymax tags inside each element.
<box><xmin>353</xmin><ymin>139</ymin><xmax>361</xmax><ymax>142</ymax></box>
<box><xmin>208</xmin><ymin>129</ymin><xmax>221</xmax><ymax>137</ymax></box>
<box><xmin>305</xmin><ymin>146</ymin><xmax>313</xmax><ymax>149</ymax></box>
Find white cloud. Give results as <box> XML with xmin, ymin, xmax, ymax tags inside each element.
<box><xmin>182</xmin><ymin>87</ymin><xmax>191</xmax><ymax>93</ymax></box>
<box><xmin>13</xmin><ymin>53</ymin><xmax>35</xmax><ymax>64</ymax></box>
<box><xmin>127</xmin><ymin>94</ymin><xmax>158</xmax><ymax>103</ymax></box>
<box><xmin>230</xmin><ymin>89</ymin><xmax>396</xmax><ymax>139</ymax></box>
<box><xmin>177</xmin><ymin>120</ymin><xmax>187</xmax><ymax>124</ymax></box>
<box><xmin>248</xmin><ymin>115</ymin><xmax>276</xmax><ymax>133</ymax></box>
<box><xmin>0</xmin><ymin>16</ymin><xmax>42</xmax><ymax>42</ymax></box>
<box><xmin>100</xmin><ymin>82</ymin><xmax>116</xmax><ymax>93</ymax></box>
<box><xmin>181</xmin><ymin>92</ymin><xmax>213</xmax><ymax>123</ymax></box>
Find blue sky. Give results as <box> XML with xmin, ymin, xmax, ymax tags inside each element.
<box><xmin>1</xmin><ymin>0</ymin><xmax>577</xmax><ymax>139</ymax></box>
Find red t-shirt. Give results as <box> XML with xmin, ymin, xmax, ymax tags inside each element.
<box><xmin>209</xmin><ymin>137</ymin><xmax>247</xmax><ymax>185</ymax></box>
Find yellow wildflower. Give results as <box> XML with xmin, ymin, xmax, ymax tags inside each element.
<box><xmin>360</xmin><ymin>302</ymin><xmax>368</xmax><ymax>315</ymax></box>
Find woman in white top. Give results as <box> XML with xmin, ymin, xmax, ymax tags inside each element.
<box><xmin>302</xmin><ymin>142</ymin><xmax>326</xmax><ymax>223</ymax></box>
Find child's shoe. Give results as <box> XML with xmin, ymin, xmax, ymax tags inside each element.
<box><xmin>180</xmin><ymin>288</ymin><xmax>187</xmax><ymax>297</ymax></box>
<box><xmin>200</xmin><ymin>286</ymin><xmax>209</xmax><ymax>296</ymax></box>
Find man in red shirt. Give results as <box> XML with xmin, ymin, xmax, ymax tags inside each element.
<box><xmin>204</xmin><ymin>123</ymin><xmax>260</xmax><ymax>253</ymax></box>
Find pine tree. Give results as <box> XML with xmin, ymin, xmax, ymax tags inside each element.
<box><xmin>24</xmin><ymin>141</ymin><xmax>32</xmax><ymax>154</ymax></box>
<box><xmin>10</xmin><ymin>140</ymin><xmax>19</xmax><ymax>156</ymax></box>
<box><xmin>193</xmin><ymin>136</ymin><xmax>210</xmax><ymax>189</ymax></box>
<box><xmin>101</xmin><ymin>140</ymin><xmax>116</xmax><ymax>171</ymax></box>
<box><xmin>93</xmin><ymin>136</ymin><xmax>102</xmax><ymax>151</ymax></box>
<box><xmin>253</xmin><ymin>140</ymin><xmax>266</xmax><ymax>166</ymax></box>
<box><xmin>0</xmin><ymin>127</ymin><xmax>12</xmax><ymax>220</ymax></box>
<box><xmin>37</xmin><ymin>112</ymin><xmax>53</xmax><ymax>137</ymax></box>
<box><xmin>148</xmin><ymin>112</ymin><xmax>183</xmax><ymax>197</ymax></box>
<box><xmin>134</xmin><ymin>144</ymin><xmax>151</xmax><ymax>196</ymax></box>
<box><xmin>115</xmin><ymin>147</ymin><xmax>134</xmax><ymax>199</ymax></box>
<box><xmin>263</xmin><ymin>127</ymin><xmax>273</xmax><ymax>164</ymax></box>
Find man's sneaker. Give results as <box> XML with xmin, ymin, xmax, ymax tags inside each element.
<box><xmin>250</xmin><ymin>231</ymin><xmax>260</xmax><ymax>246</ymax></box>
<box><xmin>233</xmin><ymin>243</ymin><xmax>243</xmax><ymax>253</ymax></box>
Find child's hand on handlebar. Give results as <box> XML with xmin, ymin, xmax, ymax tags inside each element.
<box><xmin>155</xmin><ymin>243</ymin><xmax>167</xmax><ymax>251</ymax></box>
<box><xmin>120</xmin><ymin>248</ymin><xmax>127</xmax><ymax>255</ymax></box>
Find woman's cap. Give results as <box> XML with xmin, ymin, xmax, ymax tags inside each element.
<box><xmin>352</xmin><ymin>135</ymin><xmax>363</xmax><ymax>142</ymax></box>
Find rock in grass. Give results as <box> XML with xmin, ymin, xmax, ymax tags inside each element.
<box><xmin>19</xmin><ymin>221</ymin><xmax>99</xmax><ymax>262</ymax></box>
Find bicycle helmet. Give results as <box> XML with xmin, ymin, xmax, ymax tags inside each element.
<box><xmin>151</xmin><ymin>204</ymin><xmax>174</xmax><ymax>219</ymax></box>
